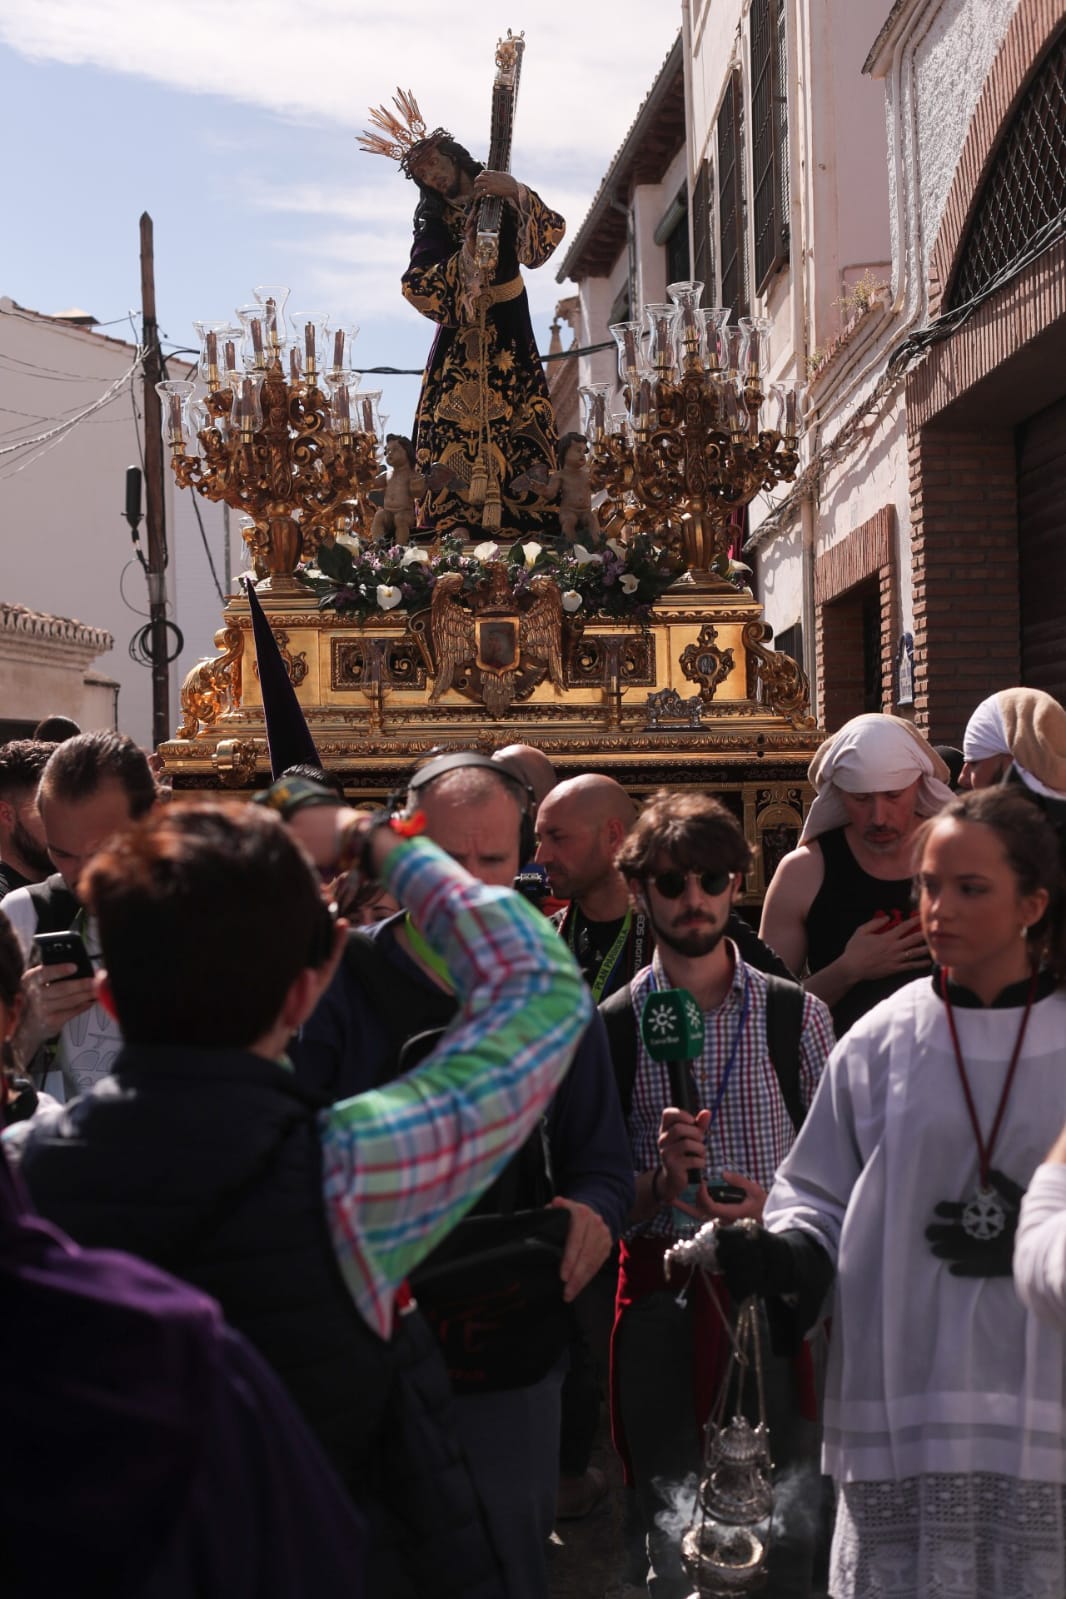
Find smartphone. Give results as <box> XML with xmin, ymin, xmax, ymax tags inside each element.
<box><xmin>707</xmin><ymin>1181</ymin><xmax>748</xmax><ymax>1206</ymax></box>
<box><xmin>34</xmin><ymin>931</ymin><xmax>95</xmax><ymax>982</ymax></box>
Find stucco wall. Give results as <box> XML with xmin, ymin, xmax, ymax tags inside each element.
<box><xmin>0</xmin><ymin>300</ymin><xmax>229</xmax><ymax>747</ymax></box>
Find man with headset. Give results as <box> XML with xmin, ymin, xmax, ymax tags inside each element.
<box><xmin>290</xmin><ymin>751</ymin><xmax>633</xmax><ymax>1599</ymax></box>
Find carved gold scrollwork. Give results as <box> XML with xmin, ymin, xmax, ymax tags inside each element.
<box><xmin>645</xmin><ymin>687</ymin><xmax>705</xmax><ymax>729</ymax></box>
<box><xmin>177</xmin><ymin>623</ymin><xmax>245</xmax><ymax>738</ymax></box>
<box><xmin>252</xmin><ymin>630</ymin><xmax>307</xmax><ymax>688</ymax></box>
<box><xmin>213</xmin><ymin>738</ymin><xmax>262</xmax><ymax>788</ymax></box>
<box><xmin>331</xmin><ymin>638</ymin><xmax>427</xmax><ymax>692</ymax></box>
<box><xmin>566</xmin><ymin>634</ymin><xmax>655</xmax><ymax>688</ymax></box>
<box><xmin>742</xmin><ymin>622</ymin><xmax>815</xmax><ymax>729</ymax></box>
<box><xmin>679</xmin><ymin>624</ymin><xmax>736</xmax><ymax>703</ymax></box>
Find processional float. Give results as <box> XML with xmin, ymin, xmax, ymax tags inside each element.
<box><xmin>158</xmin><ymin>31</ymin><xmax>823</xmax><ymax>904</ymax></box>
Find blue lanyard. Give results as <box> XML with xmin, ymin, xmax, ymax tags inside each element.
<box><xmin>650</xmin><ymin>954</ymin><xmax>751</xmax><ymax>1134</ymax></box>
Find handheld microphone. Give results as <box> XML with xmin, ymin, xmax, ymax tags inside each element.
<box><xmin>641</xmin><ymin>988</ymin><xmax>706</xmax><ymax>1221</ymax></box>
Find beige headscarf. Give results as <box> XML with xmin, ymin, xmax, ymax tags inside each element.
<box><xmin>801</xmin><ymin>713</ymin><xmax>953</xmax><ymax>842</ymax></box>
<box><xmin>963</xmin><ymin>688</ymin><xmax>1066</xmax><ymax>800</ymax></box>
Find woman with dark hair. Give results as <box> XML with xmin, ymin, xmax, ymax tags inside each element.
<box><xmin>0</xmin><ymin>909</ymin><xmax>39</xmax><ymax>1125</ymax></box>
<box><xmin>716</xmin><ymin>787</ymin><xmax>1066</xmax><ymax>1598</ymax></box>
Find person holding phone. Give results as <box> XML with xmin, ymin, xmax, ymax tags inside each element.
<box><xmin>0</xmin><ymin>731</ymin><xmax>157</xmax><ymax>1101</ymax></box>
<box><xmin>599</xmin><ymin>790</ymin><xmax>834</xmax><ymax>1598</ymax></box>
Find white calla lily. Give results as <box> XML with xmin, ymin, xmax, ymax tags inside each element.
<box><xmin>606</xmin><ymin>538</ymin><xmax>628</xmax><ymax>558</ymax></box>
<box><xmin>400</xmin><ymin>546</ymin><xmax>429</xmax><ymax>567</ymax></box>
<box><xmin>561</xmin><ymin>589</ymin><xmax>584</xmax><ymax>612</ymax></box>
<box><xmin>571</xmin><ymin>544</ymin><xmax>603</xmax><ymax>566</ymax></box>
<box><xmin>521</xmin><ymin>541</ymin><xmax>544</xmax><ymax>568</ymax></box>
<box><xmin>619</xmin><ymin>573</ymin><xmax>639</xmax><ymax>595</ymax></box>
<box><xmin>473</xmin><ymin>540</ymin><xmax>500</xmax><ymax>561</ymax></box>
<box><xmin>376</xmin><ymin>584</ymin><xmax>403</xmax><ymax>610</ymax></box>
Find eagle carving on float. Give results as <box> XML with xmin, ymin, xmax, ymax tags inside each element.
<box><xmin>428</xmin><ymin>565</ymin><xmax>566</xmax><ymax>717</ymax></box>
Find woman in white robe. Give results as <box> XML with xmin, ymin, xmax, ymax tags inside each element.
<box><xmin>719</xmin><ymin>786</ymin><xmax>1066</xmax><ymax>1599</ymax></box>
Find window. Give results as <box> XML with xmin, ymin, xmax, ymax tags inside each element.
<box><xmin>948</xmin><ymin>27</ymin><xmax>1066</xmax><ymax>309</ymax></box>
<box><xmin>751</xmin><ymin>0</ymin><xmax>790</xmax><ymax>292</ymax></box>
<box><xmin>691</xmin><ymin>164</ymin><xmax>713</xmax><ymax>297</ymax></box>
<box><xmin>717</xmin><ymin>70</ymin><xmax>749</xmax><ymax>317</ymax></box>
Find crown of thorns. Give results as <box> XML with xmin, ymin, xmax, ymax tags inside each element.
<box><xmin>356</xmin><ymin>89</ymin><xmax>452</xmax><ymax>177</ymax></box>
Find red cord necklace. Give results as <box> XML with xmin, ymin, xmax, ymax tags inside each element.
<box><xmin>940</xmin><ymin>965</ymin><xmax>1037</xmax><ymax>1240</ymax></box>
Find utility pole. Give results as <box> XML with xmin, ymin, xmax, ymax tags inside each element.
<box><xmin>139</xmin><ymin>211</ymin><xmax>171</xmax><ymax>750</ymax></box>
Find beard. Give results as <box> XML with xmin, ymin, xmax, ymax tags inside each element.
<box><xmin>648</xmin><ymin>906</ymin><xmax>729</xmax><ymax>959</ymax></box>
<box><xmin>11</xmin><ymin>815</ymin><xmax>51</xmax><ymax>877</ymax></box>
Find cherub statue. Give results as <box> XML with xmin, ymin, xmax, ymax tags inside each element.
<box><xmin>545</xmin><ymin>433</ymin><xmax>601</xmax><ymax>547</ymax></box>
<box><xmin>370</xmin><ymin>434</ymin><xmax>427</xmax><ymax>546</ymax></box>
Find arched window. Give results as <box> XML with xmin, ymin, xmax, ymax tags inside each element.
<box><xmin>947</xmin><ymin>27</ymin><xmax>1066</xmax><ymax>310</ymax></box>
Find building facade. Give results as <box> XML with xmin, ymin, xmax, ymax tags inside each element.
<box><xmin>0</xmin><ymin>298</ymin><xmax>232</xmax><ymax>747</ymax></box>
<box><xmin>557</xmin><ymin>0</ymin><xmax>1065</xmax><ymax>737</ymax></box>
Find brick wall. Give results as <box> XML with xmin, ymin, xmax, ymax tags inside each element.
<box><xmin>908</xmin><ymin>425</ymin><xmax>1020</xmax><ymax>741</ymax></box>
<box><xmin>908</xmin><ymin>0</ymin><xmax>1064</xmax><ymax>740</ymax></box>
<box><xmin>814</xmin><ymin>506</ymin><xmax>897</xmax><ymax>731</ymax></box>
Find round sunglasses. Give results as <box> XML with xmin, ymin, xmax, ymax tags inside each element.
<box><xmin>648</xmin><ymin>867</ymin><xmax>734</xmax><ymax>899</ymax></box>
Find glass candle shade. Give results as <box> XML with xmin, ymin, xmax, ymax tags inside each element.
<box><xmin>644</xmin><ymin>303</ymin><xmax>677</xmax><ymax>380</ymax></box>
<box><xmin>327</xmin><ymin>325</ymin><xmax>360</xmax><ymax>379</ymax></box>
<box><xmin>770</xmin><ymin>379</ymin><xmax>803</xmax><ymax>441</ymax></box>
<box><xmin>702</xmin><ymin>307</ymin><xmax>732</xmax><ymax>372</ymax></box>
<box><xmin>155</xmin><ymin>380</ymin><xmax>195</xmax><ymax>449</ymax></box>
<box><xmin>741</xmin><ymin>316</ymin><xmax>772</xmax><ymax>383</ymax></box>
<box><xmin>579</xmin><ymin>382</ymin><xmax>611</xmax><ymax>444</ymax></box>
<box><xmin>609</xmin><ymin>320</ymin><xmax>645</xmax><ymax>389</ymax></box>
<box><xmin>667</xmin><ymin>280</ymin><xmax>706</xmax><ymax>371</ymax></box>
<box><xmin>193</xmin><ymin>320</ymin><xmax>231</xmax><ymax>389</ymax></box>
<box><xmin>236</xmin><ymin>305</ymin><xmax>268</xmax><ymax>371</ymax></box>
<box><xmin>254</xmin><ymin>285</ymin><xmax>291</xmax><ymax>352</ymax></box>
<box><xmin>289</xmin><ymin>312</ymin><xmax>327</xmax><ymax>380</ymax></box>
<box><xmin>354</xmin><ymin>388</ymin><xmax>382</xmax><ymax>439</ymax></box>
<box><xmin>230</xmin><ymin>372</ymin><xmax>264</xmax><ymax>436</ymax></box>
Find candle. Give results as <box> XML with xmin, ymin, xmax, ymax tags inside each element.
<box><xmin>240</xmin><ymin>378</ymin><xmax>253</xmax><ymax>426</ymax></box>
<box><xmin>205</xmin><ymin>331</ymin><xmax>218</xmax><ymax>367</ymax></box>
<box><xmin>224</xmin><ymin>339</ymin><xmax>236</xmax><ymax>371</ymax></box>
<box><xmin>336</xmin><ymin>386</ymin><xmax>350</xmax><ymax>424</ymax></box>
<box><xmin>333</xmin><ymin>330</ymin><xmax>344</xmax><ymax>369</ymax></box>
<box><xmin>305</xmin><ymin>323</ymin><xmax>315</xmax><ymax>363</ymax></box>
<box><xmin>169</xmin><ymin>393</ymin><xmax>182</xmax><ymax>438</ymax></box>
<box><xmin>250</xmin><ymin>319</ymin><xmax>263</xmax><ymax>356</ymax></box>
<box><xmin>362</xmin><ymin>397</ymin><xmax>374</xmax><ymax>434</ymax></box>
<box><xmin>624</xmin><ymin>329</ymin><xmax>638</xmax><ymax>372</ymax></box>
<box><xmin>290</xmin><ymin>348</ymin><xmax>300</xmax><ymax>382</ymax></box>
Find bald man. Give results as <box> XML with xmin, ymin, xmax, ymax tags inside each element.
<box><xmin>539</xmin><ymin>776</ymin><xmax>796</xmax><ymax>1001</ymax></box>
<box><xmin>536</xmin><ymin>776</ymin><xmax>647</xmax><ymax>1002</ymax></box>
<box><xmin>493</xmin><ymin>744</ymin><xmax>558</xmax><ymax>814</ymax></box>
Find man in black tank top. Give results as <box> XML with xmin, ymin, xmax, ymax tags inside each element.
<box><xmin>760</xmin><ymin>714</ymin><xmax>954</xmax><ymax>1035</ymax></box>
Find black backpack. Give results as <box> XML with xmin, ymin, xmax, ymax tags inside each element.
<box><xmin>599</xmin><ymin>973</ymin><xmax>808</xmax><ymax>1133</ymax></box>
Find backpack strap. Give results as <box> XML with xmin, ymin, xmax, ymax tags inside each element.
<box><xmin>601</xmin><ymin>973</ymin><xmax>807</xmax><ymax>1133</ymax></box>
<box><xmin>599</xmin><ymin>980</ymin><xmax>638</xmax><ymax>1121</ymax></box>
<box><xmin>762</xmin><ymin>973</ymin><xmax>807</xmax><ymax>1132</ymax></box>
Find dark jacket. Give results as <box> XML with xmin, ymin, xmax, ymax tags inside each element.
<box><xmin>16</xmin><ymin>1044</ymin><xmax>503</xmax><ymax>1599</ymax></box>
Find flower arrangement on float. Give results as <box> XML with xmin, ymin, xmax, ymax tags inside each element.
<box><xmin>292</xmin><ymin>531</ymin><xmax>684</xmax><ymax>623</ymax></box>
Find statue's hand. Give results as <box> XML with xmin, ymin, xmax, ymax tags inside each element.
<box><xmin>473</xmin><ymin>170</ymin><xmax>520</xmax><ymax>203</ymax></box>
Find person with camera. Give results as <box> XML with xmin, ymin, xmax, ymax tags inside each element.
<box><xmin>7</xmin><ymin>792</ymin><xmax>591</xmax><ymax>1599</ymax></box>
<box><xmin>290</xmin><ymin>752</ymin><xmax>633</xmax><ymax>1599</ymax></box>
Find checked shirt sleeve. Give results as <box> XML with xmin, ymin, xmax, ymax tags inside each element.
<box><xmin>320</xmin><ymin>837</ymin><xmax>591</xmax><ymax>1338</ymax></box>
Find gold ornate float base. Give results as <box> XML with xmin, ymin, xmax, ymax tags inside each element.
<box><xmin>161</xmin><ymin>579</ymin><xmax>823</xmax><ymax>901</ymax></box>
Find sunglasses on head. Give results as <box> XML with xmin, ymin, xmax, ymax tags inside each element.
<box><xmin>649</xmin><ymin>868</ymin><xmax>733</xmax><ymax>899</ymax></box>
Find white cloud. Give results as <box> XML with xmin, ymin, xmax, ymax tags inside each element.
<box><xmin>0</xmin><ymin>2</ymin><xmax>681</xmax><ymax>168</ymax></box>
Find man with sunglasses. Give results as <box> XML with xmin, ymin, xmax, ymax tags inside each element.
<box><xmin>602</xmin><ymin>789</ymin><xmax>834</xmax><ymax>1599</ymax></box>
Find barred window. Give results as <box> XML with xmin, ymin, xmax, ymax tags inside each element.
<box><xmin>691</xmin><ymin>164</ymin><xmax>713</xmax><ymax>296</ymax></box>
<box><xmin>751</xmin><ymin>0</ymin><xmax>790</xmax><ymax>292</ymax></box>
<box><xmin>717</xmin><ymin>70</ymin><xmax>749</xmax><ymax>317</ymax></box>
<box><xmin>948</xmin><ymin>27</ymin><xmax>1066</xmax><ymax>309</ymax></box>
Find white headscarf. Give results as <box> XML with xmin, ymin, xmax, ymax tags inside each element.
<box><xmin>801</xmin><ymin>713</ymin><xmax>953</xmax><ymax>842</ymax></box>
<box><xmin>963</xmin><ymin>689</ymin><xmax>1066</xmax><ymax>800</ymax></box>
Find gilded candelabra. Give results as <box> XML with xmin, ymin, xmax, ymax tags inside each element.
<box><xmin>159</xmin><ymin>286</ymin><xmax>383</xmax><ymax>596</ymax></box>
<box><xmin>580</xmin><ymin>282</ymin><xmax>802</xmax><ymax>587</ymax></box>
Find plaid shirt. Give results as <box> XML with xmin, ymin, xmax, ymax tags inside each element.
<box><xmin>626</xmin><ymin>946</ymin><xmax>834</xmax><ymax>1240</ymax></box>
<box><xmin>320</xmin><ymin>837</ymin><xmax>591</xmax><ymax>1337</ymax></box>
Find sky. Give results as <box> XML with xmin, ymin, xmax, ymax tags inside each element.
<box><xmin>1</xmin><ymin>0</ymin><xmax>683</xmax><ymax>435</ymax></box>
